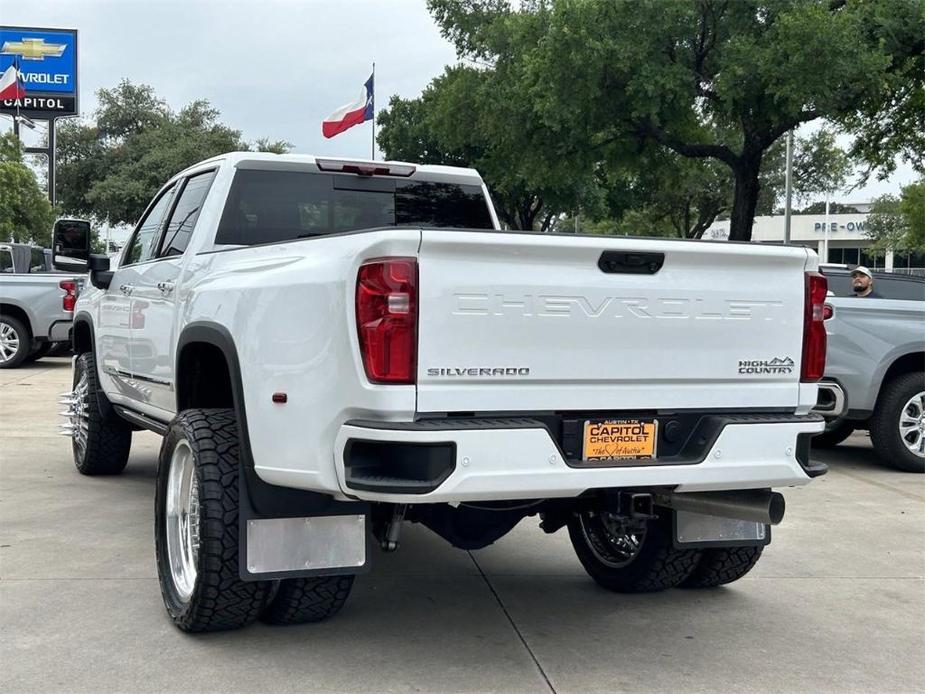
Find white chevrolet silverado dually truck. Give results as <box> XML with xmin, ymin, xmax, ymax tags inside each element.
<box><xmin>54</xmin><ymin>153</ymin><xmax>828</xmax><ymax>632</ymax></box>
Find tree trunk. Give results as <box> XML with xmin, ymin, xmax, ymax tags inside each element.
<box><xmin>728</xmin><ymin>155</ymin><xmax>763</xmax><ymax>242</ymax></box>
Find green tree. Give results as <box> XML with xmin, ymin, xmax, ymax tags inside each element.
<box><xmin>428</xmin><ymin>0</ymin><xmax>924</xmax><ymax>241</ymax></box>
<box><xmin>899</xmin><ymin>179</ymin><xmax>925</xmax><ymax>248</ymax></box>
<box><xmin>792</xmin><ymin>128</ymin><xmax>853</xmax><ymax>203</ymax></box>
<box><xmin>379</xmin><ymin>65</ymin><xmax>592</xmax><ymax>230</ymax></box>
<box><xmin>865</xmin><ymin>194</ymin><xmax>907</xmax><ymax>255</ymax></box>
<box><xmin>796</xmin><ymin>201</ymin><xmax>860</xmax><ymax>215</ymax></box>
<box><xmin>56</xmin><ymin>80</ymin><xmax>288</xmax><ymax>226</ymax></box>
<box><xmin>865</xmin><ymin>178</ymin><xmax>925</xmax><ymax>253</ymax></box>
<box><xmin>254</xmin><ymin>138</ymin><xmax>294</xmax><ymax>154</ymax></box>
<box><xmin>0</xmin><ymin>133</ymin><xmax>56</xmax><ymax>246</ymax></box>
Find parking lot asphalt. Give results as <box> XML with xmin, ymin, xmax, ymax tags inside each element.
<box><xmin>1</xmin><ymin>357</ymin><xmax>923</xmax><ymax>693</ymax></box>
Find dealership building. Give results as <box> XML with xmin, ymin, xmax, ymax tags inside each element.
<box><xmin>704</xmin><ymin>204</ymin><xmax>924</xmax><ymax>273</ymax></box>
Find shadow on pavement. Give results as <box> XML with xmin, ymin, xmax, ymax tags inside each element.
<box><xmin>811</xmin><ymin>435</ymin><xmax>907</xmax><ymax>474</ymax></box>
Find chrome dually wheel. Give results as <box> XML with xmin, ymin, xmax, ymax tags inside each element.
<box><xmin>899</xmin><ymin>391</ymin><xmax>925</xmax><ymax>459</ymax></box>
<box><xmin>61</xmin><ymin>353</ymin><xmax>132</xmax><ymax>475</ymax></box>
<box><xmin>165</xmin><ymin>439</ymin><xmax>200</xmax><ymax>602</ymax></box>
<box><xmin>155</xmin><ymin>409</ymin><xmax>270</xmax><ymax>632</ymax></box>
<box><xmin>59</xmin><ymin>368</ymin><xmax>91</xmax><ymax>460</ymax></box>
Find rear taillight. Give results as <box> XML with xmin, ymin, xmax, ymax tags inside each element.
<box><xmin>802</xmin><ymin>272</ymin><xmax>828</xmax><ymax>382</ymax></box>
<box><xmin>59</xmin><ymin>280</ymin><xmax>77</xmax><ymax>312</ymax></box>
<box><xmin>356</xmin><ymin>258</ymin><xmax>418</xmax><ymax>384</ymax></box>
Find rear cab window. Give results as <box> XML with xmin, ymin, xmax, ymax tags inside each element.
<box><xmin>29</xmin><ymin>247</ymin><xmax>46</xmax><ymax>273</ymax></box>
<box><xmin>823</xmin><ymin>270</ymin><xmax>925</xmax><ymax>301</ymax></box>
<box><xmin>215</xmin><ymin>169</ymin><xmax>494</xmax><ymax>246</ymax></box>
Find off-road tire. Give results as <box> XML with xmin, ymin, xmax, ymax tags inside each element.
<box><xmin>680</xmin><ymin>545</ymin><xmax>764</xmax><ymax>588</ymax></box>
<box><xmin>0</xmin><ymin>315</ymin><xmax>30</xmax><ymax>369</ymax></box>
<box><xmin>261</xmin><ymin>576</ymin><xmax>355</xmax><ymax>625</ymax></box>
<box><xmin>73</xmin><ymin>353</ymin><xmax>132</xmax><ymax>475</ymax></box>
<box><xmin>568</xmin><ymin>509</ymin><xmax>701</xmax><ymax>592</ymax></box>
<box><xmin>869</xmin><ymin>372</ymin><xmax>925</xmax><ymax>473</ymax></box>
<box><xmin>811</xmin><ymin>420</ymin><xmax>855</xmax><ymax>449</ymax></box>
<box><xmin>155</xmin><ymin>409</ymin><xmax>271</xmax><ymax>632</ymax></box>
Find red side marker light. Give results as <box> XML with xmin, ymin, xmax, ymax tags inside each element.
<box><xmin>272</xmin><ymin>393</ymin><xmax>288</xmax><ymax>404</ymax></box>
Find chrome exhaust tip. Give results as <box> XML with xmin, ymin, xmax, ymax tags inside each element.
<box><xmin>813</xmin><ymin>381</ymin><xmax>846</xmax><ymax>418</ymax></box>
<box><xmin>656</xmin><ymin>490</ymin><xmax>786</xmax><ymax>526</ymax></box>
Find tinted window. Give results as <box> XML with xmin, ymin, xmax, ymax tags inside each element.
<box><xmin>216</xmin><ymin>170</ymin><xmax>493</xmax><ymax>246</ymax></box>
<box><xmin>158</xmin><ymin>171</ymin><xmax>216</xmax><ymax>257</ymax></box>
<box><xmin>125</xmin><ymin>184</ymin><xmax>177</xmax><ymax>265</ymax></box>
<box><xmin>0</xmin><ymin>250</ymin><xmax>12</xmax><ymax>273</ymax></box>
<box><xmin>29</xmin><ymin>247</ymin><xmax>45</xmax><ymax>273</ymax></box>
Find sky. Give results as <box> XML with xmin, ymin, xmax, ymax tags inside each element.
<box><xmin>4</xmin><ymin>0</ymin><xmax>458</xmax><ymax>160</ymax></box>
<box><xmin>2</xmin><ymin>0</ymin><xmax>918</xmax><ymax>215</ymax></box>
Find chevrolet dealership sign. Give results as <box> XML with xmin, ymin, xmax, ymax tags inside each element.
<box><xmin>0</xmin><ymin>26</ymin><xmax>78</xmax><ymax>118</ymax></box>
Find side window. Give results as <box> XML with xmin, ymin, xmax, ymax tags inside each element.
<box><xmin>124</xmin><ymin>184</ymin><xmax>177</xmax><ymax>265</ymax></box>
<box><xmin>158</xmin><ymin>171</ymin><xmax>216</xmax><ymax>257</ymax></box>
<box><xmin>29</xmin><ymin>247</ymin><xmax>45</xmax><ymax>273</ymax></box>
<box><xmin>0</xmin><ymin>249</ymin><xmax>12</xmax><ymax>273</ymax></box>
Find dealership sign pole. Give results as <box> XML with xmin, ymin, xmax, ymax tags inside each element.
<box><xmin>0</xmin><ymin>26</ymin><xmax>79</xmax><ymax>205</ymax></box>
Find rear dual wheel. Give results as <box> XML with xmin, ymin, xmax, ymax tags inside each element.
<box><xmin>155</xmin><ymin>408</ymin><xmax>354</xmax><ymax>632</ymax></box>
<box><xmin>568</xmin><ymin>508</ymin><xmax>763</xmax><ymax>592</ymax></box>
<box><xmin>568</xmin><ymin>509</ymin><xmax>701</xmax><ymax>592</ymax></box>
<box><xmin>66</xmin><ymin>353</ymin><xmax>132</xmax><ymax>475</ymax></box>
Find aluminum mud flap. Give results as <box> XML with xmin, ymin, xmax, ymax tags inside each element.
<box><xmin>243</xmin><ymin>515</ymin><xmax>369</xmax><ymax>579</ymax></box>
<box><xmin>673</xmin><ymin>510</ymin><xmax>770</xmax><ymax>548</ymax></box>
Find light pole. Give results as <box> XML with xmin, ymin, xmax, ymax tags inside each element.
<box><xmin>783</xmin><ymin>129</ymin><xmax>794</xmax><ymax>244</ymax></box>
<box><xmin>822</xmin><ymin>192</ymin><xmax>830</xmax><ymax>263</ymax></box>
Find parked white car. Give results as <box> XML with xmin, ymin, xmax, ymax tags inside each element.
<box><xmin>55</xmin><ymin>153</ymin><xmax>827</xmax><ymax>632</ymax></box>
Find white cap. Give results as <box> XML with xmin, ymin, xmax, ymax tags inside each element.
<box><xmin>851</xmin><ymin>265</ymin><xmax>872</xmax><ymax>279</ymax></box>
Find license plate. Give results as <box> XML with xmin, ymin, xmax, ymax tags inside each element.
<box><xmin>583</xmin><ymin>419</ymin><xmax>658</xmax><ymax>461</ymax></box>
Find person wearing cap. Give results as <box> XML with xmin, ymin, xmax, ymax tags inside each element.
<box><xmin>850</xmin><ymin>266</ymin><xmax>880</xmax><ymax>298</ymax></box>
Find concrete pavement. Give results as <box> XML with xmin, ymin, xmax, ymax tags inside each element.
<box><xmin>1</xmin><ymin>358</ymin><xmax>923</xmax><ymax>693</ymax></box>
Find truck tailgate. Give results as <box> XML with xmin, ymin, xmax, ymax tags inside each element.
<box><xmin>416</xmin><ymin>231</ymin><xmax>812</xmax><ymax>413</ymax></box>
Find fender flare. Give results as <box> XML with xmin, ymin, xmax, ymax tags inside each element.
<box><xmin>176</xmin><ymin>321</ymin><xmax>368</xmax><ymax>582</ymax></box>
<box><xmin>175</xmin><ymin>321</ymin><xmax>252</xmax><ymax>463</ymax></box>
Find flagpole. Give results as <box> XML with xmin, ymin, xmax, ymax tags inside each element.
<box><xmin>371</xmin><ymin>62</ymin><xmax>376</xmax><ymax>160</ymax></box>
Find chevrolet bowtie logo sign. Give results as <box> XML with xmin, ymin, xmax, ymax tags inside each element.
<box><xmin>1</xmin><ymin>37</ymin><xmax>66</xmax><ymax>61</ymax></box>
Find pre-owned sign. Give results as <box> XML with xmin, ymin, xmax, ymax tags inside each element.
<box><xmin>0</xmin><ymin>26</ymin><xmax>78</xmax><ymax>118</ymax></box>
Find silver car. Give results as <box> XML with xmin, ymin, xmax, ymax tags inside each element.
<box><xmin>815</xmin><ymin>268</ymin><xmax>925</xmax><ymax>472</ymax></box>
<box><xmin>0</xmin><ymin>243</ymin><xmax>78</xmax><ymax>368</ymax></box>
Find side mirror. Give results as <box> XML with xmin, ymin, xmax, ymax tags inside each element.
<box><xmin>88</xmin><ymin>254</ymin><xmax>113</xmax><ymax>289</ymax></box>
<box><xmin>52</xmin><ymin>219</ymin><xmax>92</xmax><ymax>272</ymax></box>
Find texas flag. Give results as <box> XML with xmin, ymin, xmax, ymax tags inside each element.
<box><xmin>0</xmin><ymin>62</ymin><xmax>26</xmax><ymax>101</ymax></box>
<box><xmin>322</xmin><ymin>72</ymin><xmax>374</xmax><ymax>139</ymax></box>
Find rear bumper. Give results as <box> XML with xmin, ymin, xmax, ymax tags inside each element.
<box><xmin>334</xmin><ymin>414</ymin><xmax>825</xmax><ymax>504</ymax></box>
<box><xmin>47</xmin><ymin>319</ymin><xmax>72</xmax><ymax>343</ymax></box>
